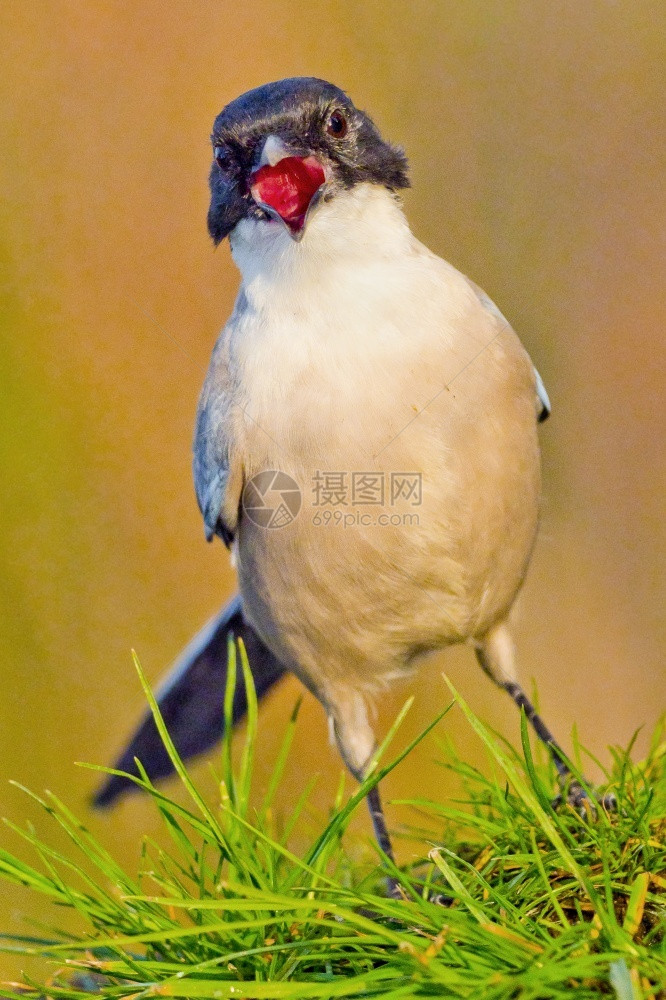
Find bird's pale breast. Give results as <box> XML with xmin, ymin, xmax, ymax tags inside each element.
<box><xmin>229</xmin><ymin>245</ymin><xmax>541</xmax><ymax>700</ymax></box>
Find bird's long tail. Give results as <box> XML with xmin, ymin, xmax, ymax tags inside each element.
<box><xmin>93</xmin><ymin>594</ymin><xmax>286</xmax><ymax>807</ymax></box>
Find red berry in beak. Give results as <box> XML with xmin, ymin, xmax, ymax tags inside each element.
<box><xmin>250</xmin><ymin>156</ymin><xmax>326</xmax><ymax>233</ymax></box>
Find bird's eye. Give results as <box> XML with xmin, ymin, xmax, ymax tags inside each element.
<box><xmin>214</xmin><ymin>145</ymin><xmax>232</xmax><ymax>170</ymax></box>
<box><xmin>326</xmin><ymin>110</ymin><xmax>348</xmax><ymax>138</ymax></box>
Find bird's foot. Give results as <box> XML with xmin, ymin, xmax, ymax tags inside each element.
<box><xmin>385</xmin><ymin>876</ymin><xmax>404</xmax><ymax>901</ymax></box>
<box><xmin>552</xmin><ymin>778</ymin><xmax>616</xmax><ymax>819</ymax></box>
<box><xmin>427</xmin><ymin>891</ymin><xmax>453</xmax><ymax>906</ymax></box>
<box><xmin>384</xmin><ymin>877</ymin><xmax>452</xmax><ymax>906</ymax></box>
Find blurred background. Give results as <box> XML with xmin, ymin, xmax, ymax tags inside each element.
<box><xmin>1</xmin><ymin>0</ymin><xmax>664</xmax><ymax>978</ymax></box>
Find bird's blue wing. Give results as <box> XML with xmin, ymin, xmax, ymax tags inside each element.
<box><xmin>193</xmin><ymin>397</ymin><xmax>232</xmax><ymax>543</ymax></box>
<box><xmin>193</xmin><ymin>325</ymin><xmax>240</xmax><ymax>545</ymax></box>
<box><xmin>534</xmin><ymin>367</ymin><xmax>551</xmax><ymax>423</ymax></box>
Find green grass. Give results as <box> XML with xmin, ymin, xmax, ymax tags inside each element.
<box><xmin>0</xmin><ymin>641</ymin><xmax>664</xmax><ymax>999</ymax></box>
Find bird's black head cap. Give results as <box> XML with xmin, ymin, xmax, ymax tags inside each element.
<box><xmin>207</xmin><ymin>77</ymin><xmax>410</xmax><ymax>245</ymax></box>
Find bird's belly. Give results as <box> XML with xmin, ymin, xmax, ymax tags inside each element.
<box><xmin>235</xmin><ymin>354</ymin><xmax>541</xmax><ymax>698</ymax></box>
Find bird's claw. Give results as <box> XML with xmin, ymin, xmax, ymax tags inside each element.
<box><xmin>552</xmin><ymin>779</ymin><xmax>617</xmax><ymax>819</ymax></box>
<box><xmin>427</xmin><ymin>891</ymin><xmax>453</xmax><ymax>907</ymax></box>
<box><xmin>384</xmin><ymin>877</ymin><xmax>452</xmax><ymax>906</ymax></box>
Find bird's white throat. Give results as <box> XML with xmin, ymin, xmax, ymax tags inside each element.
<box><xmin>229</xmin><ymin>183</ymin><xmax>414</xmax><ymax>308</ymax></box>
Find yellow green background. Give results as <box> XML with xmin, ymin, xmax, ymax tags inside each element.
<box><xmin>1</xmin><ymin>0</ymin><xmax>664</xmax><ymax>980</ymax></box>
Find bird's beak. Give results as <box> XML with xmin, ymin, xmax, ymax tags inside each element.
<box><xmin>250</xmin><ymin>135</ymin><xmax>328</xmax><ymax>241</ymax></box>
<box><xmin>256</xmin><ymin>135</ymin><xmax>293</xmax><ymax>169</ymax></box>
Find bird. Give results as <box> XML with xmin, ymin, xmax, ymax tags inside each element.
<box><xmin>95</xmin><ymin>77</ymin><xmax>608</xmax><ymax>873</ymax></box>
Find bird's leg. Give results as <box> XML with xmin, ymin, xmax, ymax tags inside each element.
<box><xmin>502</xmin><ymin>679</ymin><xmax>615</xmax><ymax>812</ymax></box>
<box><xmin>328</xmin><ymin>688</ymin><xmax>403</xmax><ymax>898</ymax></box>
<box><xmin>475</xmin><ymin>623</ymin><xmax>615</xmax><ymax>814</ymax></box>
<box><xmin>366</xmin><ymin>783</ymin><xmax>395</xmax><ymax>860</ymax></box>
<box><xmin>366</xmin><ymin>783</ymin><xmax>403</xmax><ymax>899</ymax></box>
<box><xmin>329</xmin><ymin>688</ymin><xmax>450</xmax><ymax>901</ymax></box>
<box><xmin>501</xmin><ymin>679</ymin><xmax>570</xmax><ymax>779</ymax></box>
